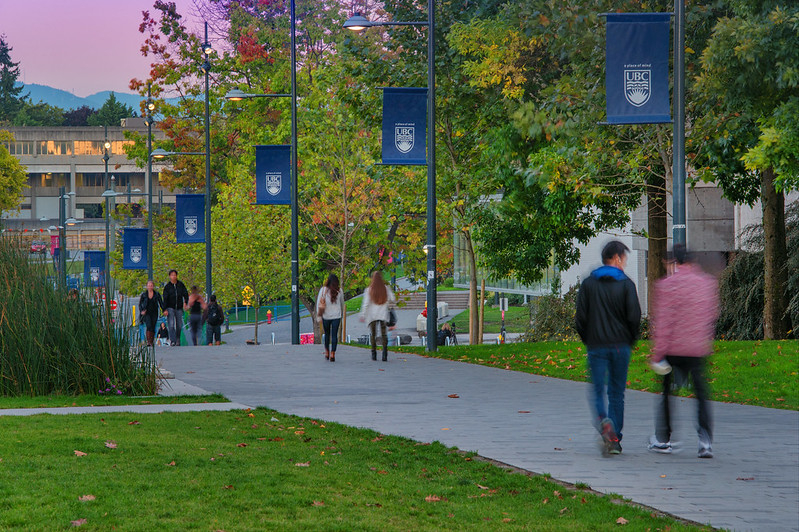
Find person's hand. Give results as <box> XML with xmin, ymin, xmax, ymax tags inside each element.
<box><xmin>163</xmin><ymin>310</ymin><xmax>168</xmax><ymax>317</ymax></box>
<box><xmin>388</xmin><ymin>325</ymin><xmax>396</xmax><ymax>331</ymax></box>
<box><xmin>140</xmin><ymin>310</ymin><xmax>145</xmax><ymax>316</ymax></box>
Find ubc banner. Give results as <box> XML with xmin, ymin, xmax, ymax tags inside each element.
<box><xmin>176</xmin><ymin>194</ymin><xmax>206</xmax><ymax>243</ymax></box>
<box><xmin>382</xmin><ymin>87</ymin><xmax>427</xmax><ymax>165</ymax></box>
<box><xmin>255</xmin><ymin>145</ymin><xmax>291</xmax><ymax>205</ymax></box>
<box><xmin>606</xmin><ymin>13</ymin><xmax>671</xmax><ymax>124</ymax></box>
<box><xmin>84</xmin><ymin>250</ymin><xmax>105</xmax><ymax>288</ymax></box>
<box><xmin>123</xmin><ymin>228</ymin><xmax>148</xmax><ymax>270</ymax></box>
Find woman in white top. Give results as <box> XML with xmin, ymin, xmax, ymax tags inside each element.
<box><xmin>316</xmin><ymin>273</ymin><xmax>344</xmax><ymax>362</ymax></box>
<box><xmin>360</xmin><ymin>271</ymin><xmax>395</xmax><ymax>361</ymax></box>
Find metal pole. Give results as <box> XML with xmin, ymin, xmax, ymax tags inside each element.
<box><xmin>204</xmin><ymin>21</ymin><xmax>213</xmax><ymax>299</ymax></box>
<box><xmin>425</xmin><ymin>0</ymin><xmax>437</xmax><ymax>351</ymax></box>
<box><xmin>126</xmin><ymin>181</ymin><xmax>131</xmax><ymax>226</ymax></box>
<box><xmin>103</xmin><ymin>129</ymin><xmax>110</xmax><ymax>301</ymax></box>
<box><xmin>672</xmin><ymin>0</ymin><xmax>686</xmax><ymax>247</ymax></box>
<box><xmin>59</xmin><ymin>185</ymin><xmax>66</xmax><ymax>288</ymax></box>
<box><xmin>290</xmin><ymin>0</ymin><xmax>300</xmax><ymax>345</ymax></box>
<box><xmin>146</xmin><ymin>84</ymin><xmax>154</xmax><ymax>279</ymax></box>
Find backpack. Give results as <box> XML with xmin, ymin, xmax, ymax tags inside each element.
<box><xmin>207</xmin><ymin>304</ymin><xmax>224</xmax><ymax>326</ymax></box>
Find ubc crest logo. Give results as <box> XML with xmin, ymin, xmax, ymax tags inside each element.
<box><xmin>184</xmin><ymin>216</ymin><xmax>198</xmax><ymax>236</ymax></box>
<box><xmin>90</xmin><ymin>267</ymin><xmax>100</xmax><ymax>283</ymax></box>
<box><xmin>395</xmin><ymin>126</ymin><xmax>414</xmax><ymax>154</ymax></box>
<box><xmin>624</xmin><ymin>69</ymin><xmax>651</xmax><ymax>107</ymax></box>
<box><xmin>265</xmin><ymin>173</ymin><xmax>282</xmax><ymax>196</ymax></box>
<box><xmin>130</xmin><ymin>246</ymin><xmax>142</xmax><ymax>263</ymax></box>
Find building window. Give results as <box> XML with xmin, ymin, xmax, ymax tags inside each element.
<box><xmin>4</xmin><ymin>141</ymin><xmax>35</xmax><ymax>155</ymax></box>
<box><xmin>77</xmin><ymin>203</ymin><xmax>103</xmax><ymax>219</ymax></box>
<box><xmin>38</xmin><ymin>141</ymin><xmax>73</xmax><ymax>156</ymax></box>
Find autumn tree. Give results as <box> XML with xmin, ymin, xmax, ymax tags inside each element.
<box><xmin>694</xmin><ymin>0</ymin><xmax>799</xmax><ymax>339</ymax></box>
<box><xmin>0</xmin><ymin>130</ymin><xmax>27</xmax><ymax>213</ymax></box>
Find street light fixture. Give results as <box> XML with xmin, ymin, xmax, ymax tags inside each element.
<box><xmin>103</xmin><ymin>136</ymin><xmax>112</xmax><ymax>301</ymax></box>
<box><xmin>145</xmin><ymin>84</ymin><xmax>155</xmax><ymax>279</ymax></box>
<box><xmin>201</xmin><ymin>22</ymin><xmax>214</xmax><ymax>300</ymax></box>
<box><xmin>224</xmin><ymin>0</ymin><xmax>301</xmax><ymax>345</ymax></box>
<box><xmin>344</xmin><ymin>6</ymin><xmax>439</xmax><ymax>351</ymax></box>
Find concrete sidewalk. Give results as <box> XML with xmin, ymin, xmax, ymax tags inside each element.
<box><xmin>148</xmin><ymin>343</ymin><xmax>799</xmax><ymax>532</ymax></box>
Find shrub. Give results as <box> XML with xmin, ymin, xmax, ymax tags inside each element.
<box><xmin>521</xmin><ymin>285</ymin><xmax>580</xmax><ymax>342</ymax></box>
<box><xmin>0</xmin><ymin>236</ymin><xmax>157</xmax><ymax>396</ymax></box>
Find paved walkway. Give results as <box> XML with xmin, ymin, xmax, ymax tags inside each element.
<box><xmin>148</xmin><ymin>342</ymin><xmax>799</xmax><ymax>532</ymax></box>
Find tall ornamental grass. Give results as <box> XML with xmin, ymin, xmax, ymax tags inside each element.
<box><xmin>0</xmin><ymin>236</ymin><xmax>157</xmax><ymax>396</ymax></box>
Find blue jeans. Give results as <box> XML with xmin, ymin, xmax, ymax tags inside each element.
<box><xmin>166</xmin><ymin>308</ymin><xmax>184</xmax><ymax>346</ymax></box>
<box><xmin>587</xmin><ymin>345</ymin><xmax>631</xmax><ymax>440</ymax></box>
<box><xmin>322</xmin><ymin>318</ymin><xmax>341</xmax><ymax>353</ymax></box>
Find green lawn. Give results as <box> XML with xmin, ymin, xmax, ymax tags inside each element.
<box><xmin>0</xmin><ymin>408</ymin><xmax>711</xmax><ymax>531</ymax></box>
<box><xmin>397</xmin><ymin>340</ymin><xmax>798</xmax><ymax>410</ymax></box>
<box><xmin>446</xmin><ymin>306</ymin><xmax>529</xmax><ymax>334</ymax></box>
<box><xmin>0</xmin><ymin>394</ymin><xmax>229</xmax><ymax>410</ymax></box>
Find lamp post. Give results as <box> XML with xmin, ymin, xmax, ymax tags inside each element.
<box><xmin>103</xmin><ymin>137</ymin><xmax>111</xmax><ymax>300</ymax></box>
<box><xmin>101</xmin><ymin>189</ymin><xmax>124</xmax><ymax>302</ymax></box>
<box><xmin>201</xmin><ymin>22</ymin><xmax>214</xmax><ymax>300</ymax></box>
<box><xmin>345</xmin><ymin>4</ymin><xmax>438</xmax><ymax>351</ymax></box>
<box><xmin>145</xmin><ymin>85</ymin><xmax>155</xmax><ymax>279</ymax></box>
<box><xmin>224</xmin><ymin>88</ymin><xmax>298</xmax><ymax>344</ymax></box>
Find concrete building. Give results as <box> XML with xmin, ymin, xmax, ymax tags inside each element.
<box><xmin>1</xmin><ymin>122</ymin><xmax>171</xmax><ymax>253</ymax></box>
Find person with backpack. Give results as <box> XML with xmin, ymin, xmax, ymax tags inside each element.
<box><xmin>204</xmin><ymin>294</ymin><xmax>224</xmax><ymax>346</ymax></box>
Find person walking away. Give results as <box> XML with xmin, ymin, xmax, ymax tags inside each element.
<box><xmin>186</xmin><ymin>285</ymin><xmax>207</xmax><ymax>346</ymax></box>
<box><xmin>138</xmin><ymin>280</ymin><xmax>165</xmax><ymax>347</ymax></box>
<box><xmin>162</xmin><ymin>269</ymin><xmax>189</xmax><ymax>346</ymax></box>
<box><xmin>317</xmin><ymin>273</ymin><xmax>345</xmax><ymax>362</ymax></box>
<box><xmin>360</xmin><ymin>271</ymin><xmax>395</xmax><ymax>361</ymax></box>
<box><xmin>204</xmin><ymin>294</ymin><xmax>224</xmax><ymax>346</ymax></box>
<box><xmin>649</xmin><ymin>244</ymin><xmax>719</xmax><ymax>458</ymax></box>
<box><xmin>575</xmin><ymin>241</ymin><xmax>642</xmax><ymax>455</ymax></box>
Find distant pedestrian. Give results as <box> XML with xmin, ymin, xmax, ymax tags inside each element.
<box><xmin>138</xmin><ymin>280</ymin><xmax>165</xmax><ymax>347</ymax></box>
<box><xmin>360</xmin><ymin>271</ymin><xmax>395</xmax><ymax>362</ymax></box>
<box><xmin>317</xmin><ymin>273</ymin><xmax>344</xmax><ymax>362</ymax></box>
<box><xmin>575</xmin><ymin>241</ymin><xmax>642</xmax><ymax>455</ymax></box>
<box><xmin>648</xmin><ymin>244</ymin><xmax>719</xmax><ymax>458</ymax></box>
<box><xmin>156</xmin><ymin>322</ymin><xmax>170</xmax><ymax>346</ymax></box>
<box><xmin>204</xmin><ymin>294</ymin><xmax>224</xmax><ymax>346</ymax></box>
<box><xmin>162</xmin><ymin>269</ymin><xmax>189</xmax><ymax>346</ymax></box>
<box><xmin>186</xmin><ymin>285</ymin><xmax>207</xmax><ymax>346</ymax></box>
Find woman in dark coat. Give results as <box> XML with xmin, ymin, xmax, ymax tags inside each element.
<box><xmin>139</xmin><ymin>280</ymin><xmax>165</xmax><ymax>346</ymax></box>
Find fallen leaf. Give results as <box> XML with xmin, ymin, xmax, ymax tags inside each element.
<box><xmin>542</xmin><ymin>497</ymin><xmax>550</xmax><ymax>504</ymax></box>
<box><xmin>128</xmin><ymin>421</ymin><xmax>140</xmax><ymax>425</ymax></box>
<box><xmin>425</xmin><ymin>495</ymin><xmax>443</xmax><ymax>502</ymax></box>
<box><xmin>517</xmin><ymin>410</ymin><xmax>531</xmax><ymax>414</ymax></box>
<box><xmin>554</xmin><ymin>447</ymin><xmax>564</xmax><ymax>451</ymax></box>
<box><xmin>237</xmin><ymin>443</ymin><xmax>248</xmax><ymax>448</ymax></box>
<box><xmin>223</xmin><ymin>485</ymin><xmax>234</xmax><ymax>490</ymax></box>
<box><xmin>447</xmin><ymin>394</ymin><xmax>460</xmax><ymax>398</ymax></box>
<box><xmin>104</xmin><ymin>441</ymin><xmax>117</xmax><ymax>449</ymax></box>
<box><xmin>295</xmin><ymin>462</ymin><xmax>310</xmax><ymax>467</ymax></box>
<box><xmin>78</xmin><ymin>495</ymin><xmax>95</xmax><ymax>502</ymax></box>
<box><xmin>554</xmin><ymin>490</ymin><xmax>563</xmax><ymax>499</ymax></box>
<box><xmin>616</xmin><ymin>517</ymin><xmax>629</xmax><ymax>525</ymax></box>
<box><xmin>660</xmin><ymin>475</ymin><xmax>666</xmax><ymax>478</ymax></box>
<box><xmin>581</xmin><ymin>497</ymin><xmax>587</xmax><ymax>504</ymax></box>
<box><xmin>71</xmin><ymin>519</ymin><xmax>87</xmax><ymax>527</ymax></box>
<box><xmin>736</xmin><ymin>477</ymin><xmax>755</xmax><ymax>481</ymax></box>
<box><xmin>377</xmin><ymin>470</ymin><xmax>388</xmax><ymax>474</ymax></box>
<box><xmin>74</xmin><ymin>450</ymin><xmax>87</xmax><ymax>457</ymax></box>
<box><xmin>312</xmin><ymin>500</ymin><xmax>325</xmax><ymax>506</ymax></box>
<box><xmin>166</xmin><ymin>461</ymin><xmax>176</xmax><ymax>466</ymax></box>
<box><xmin>559</xmin><ymin>507</ymin><xmax>569</xmax><ymax>515</ymax></box>
<box><xmin>441</xmin><ymin>428</ymin><xmax>450</xmax><ymax>431</ymax></box>
<box><xmin>503</xmin><ymin>518</ymin><xmax>513</xmax><ymax>522</ymax></box>
<box><xmin>476</xmin><ymin>484</ymin><xmax>489</xmax><ymax>490</ymax></box>
<box><xmin>248</xmin><ymin>412</ymin><xmax>255</xmax><ymax>417</ymax></box>
<box><xmin>270</xmin><ymin>437</ymin><xmax>283</xmax><ymax>442</ymax></box>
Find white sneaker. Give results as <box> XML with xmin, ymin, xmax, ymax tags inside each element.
<box><xmin>698</xmin><ymin>445</ymin><xmax>713</xmax><ymax>459</ymax></box>
<box><xmin>648</xmin><ymin>435</ymin><xmax>673</xmax><ymax>454</ymax></box>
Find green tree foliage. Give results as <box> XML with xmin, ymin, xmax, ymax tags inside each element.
<box><xmin>0</xmin><ymin>35</ymin><xmax>25</xmax><ymax>125</ymax></box>
<box><xmin>13</xmin><ymin>100</ymin><xmax>65</xmax><ymax>126</ymax></box>
<box><xmin>0</xmin><ymin>130</ymin><xmax>27</xmax><ymax>213</ymax></box>
<box><xmin>87</xmin><ymin>92</ymin><xmax>135</xmax><ymax>127</ymax></box>
<box><xmin>694</xmin><ymin>1</ymin><xmax>799</xmax><ymax>339</ymax></box>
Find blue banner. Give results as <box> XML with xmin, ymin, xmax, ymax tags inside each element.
<box><xmin>123</xmin><ymin>228</ymin><xmax>148</xmax><ymax>270</ymax></box>
<box><xmin>176</xmin><ymin>194</ymin><xmax>206</xmax><ymax>243</ymax></box>
<box><xmin>255</xmin><ymin>145</ymin><xmax>291</xmax><ymax>205</ymax></box>
<box><xmin>606</xmin><ymin>13</ymin><xmax>671</xmax><ymax>124</ymax></box>
<box><xmin>382</xmin><ymin>87</ymin><xmax>427</xmax><ymax>165</ymax></box>
<box><xmin>84</xmin><ymin>250</ymin><xmax>105</xmax><ymax>287</ymax></box>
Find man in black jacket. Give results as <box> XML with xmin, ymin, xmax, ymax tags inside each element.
<box><xmin>575</xmin><ymin>241</ymin><xmax>641</xmax><ymax>455</ymax></box>
<box><xmin>162</xmin><ymin>269</ymin><xmax>189</xmax><ymax>346</ymax></box>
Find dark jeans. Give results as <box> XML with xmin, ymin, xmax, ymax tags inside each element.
<box><xmin>322</xmin><ymin>318</ymin><xmax>341</xmax><ymax>353</ymax></box>
<box><xmin>656</xmin><ymin>356</ymin><xmax>712</xmax><ymax>446</ymax></box>
<box><xmin>206</xmin><ymin>324</ymin><xmax>221</xmax><ymax>345</ymax></box>
<box><xmin>167</xmin><ymin>308</ymin><xmax>184</xmax><ymax>345</ymax></box>
<box><xmin>587</xmin><ymin>344</ymin><xmax>631</xmax><ymax>440</ymax></box>
<box><xmin>188</xmin><ymin>313</ymin><xmax>203</xmax><ymax>346</ymax></box>
<box><xmin>370</xmin><ymin>320</ymin><xmax>387</xmax><ymax>357</ymax></box>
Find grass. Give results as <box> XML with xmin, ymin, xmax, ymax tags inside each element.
<box><xmin>0</xmin><ymin>394</ymin><xmax>229</xmax><ymax>410</ymax></box>
<box><xmin>446</xmin><ymin>306</ymin><xmax>529</xmax><ymax>334</ymax></box>
<box><xmin>0</xmin><ymin>407</ymin><xmax>712</xmax><ymax>531</ymax></box>
<box><xmin>396</xmin><ymin>340</ymin><xmax>798</xmax><ymax>410</ymax></box>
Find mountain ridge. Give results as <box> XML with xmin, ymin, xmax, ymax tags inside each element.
<box><xmin>15</xmin><ymin>83</ymin><xmax>180</xmax><ymax>111</ymax></box>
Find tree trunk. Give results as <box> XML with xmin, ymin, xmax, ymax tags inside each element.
<box><xmin>647</xmin><ymin>176</ymin><xmax>667</xmax><ymax>316</ymax></box>
<box><xmin>761</xmin><ymin>167</ymin><xmax>790</xmax><ymax>339</ymax></box>
<box><xmin>462</xmin><ymin>229</ymin><xmax>479</xmax><ymax>344</ymax></box>
<box><xmin>254</xmin><ymin>304</ymin><xmax>259</xmax><ymax>345</ymax></box>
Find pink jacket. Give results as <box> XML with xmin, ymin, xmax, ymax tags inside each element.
<box><xmin>651</xmin><ymin>263</ymin><xmax>719</xmax><ymax>361</ymax></box>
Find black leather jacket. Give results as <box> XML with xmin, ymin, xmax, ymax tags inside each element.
<box><xmin>575</xmin><ymin>267</ymin><xmax>641</xmax><ymax>348</ymax></box>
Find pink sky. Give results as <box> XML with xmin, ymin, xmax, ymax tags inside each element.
<box><xmin>1</xmin><ymin>0</ymin><xmax>200</xmax><ymax>97</ymax></box>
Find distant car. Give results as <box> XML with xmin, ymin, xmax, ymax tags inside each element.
<box><xmin>30</xmin><ymin>241</ymin><xmax>47</xmax><ymax>254</ymax></box>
